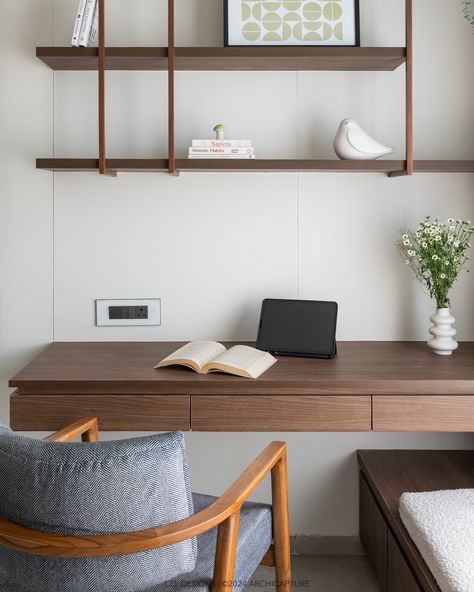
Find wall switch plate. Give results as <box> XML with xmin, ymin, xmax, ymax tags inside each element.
<box><xmin>96</xmin><ymin>299</ymin><xmax>161</xmax><ymax>327</ymax></box>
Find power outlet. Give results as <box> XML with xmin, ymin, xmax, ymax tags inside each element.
<box><xmin>96</xmin><ymin>299</ymin><xmax>161</xmax><ymax>326</ymax></box>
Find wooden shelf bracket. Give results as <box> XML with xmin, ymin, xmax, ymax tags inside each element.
<box><xmin>168</xmin><ymin>0</ymin><xmax>178</xmax><ymax>176</ymax></box>
<box><xmin>389</xmin><ymin>0</ymin><xmax>413</xmax><ymax>178</ymax></box>
<box><xmin>98</xmin><ymin>0</ymin><xmax>116</xmax><ymax>177</ymax></box>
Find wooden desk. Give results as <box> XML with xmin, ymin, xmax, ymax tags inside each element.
<box><xmin>9</xmin><ymin>341</ymin><xmax>474</xmax><ymax>432</ymax></box>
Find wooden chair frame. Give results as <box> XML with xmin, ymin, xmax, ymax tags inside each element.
<box><xmin>0</xmin><ymin>417</ymin><xmax>291</xmax><ymax>592</ymax></box>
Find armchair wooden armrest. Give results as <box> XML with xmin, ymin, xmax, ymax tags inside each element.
<box><xmin>45</xmin><ymin>416</ymin><xmax>99</xmax><ymax>443</ymax></box>
<box><xmin>0</xmin><ymin>421</ymin><xmax>291</xmax><ymax>592</ymax></box>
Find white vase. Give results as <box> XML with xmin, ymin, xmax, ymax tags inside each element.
<box><xmin>427</xmin><ymin>308</ymin><xmax>458</xmax><ymax>356</ymax></box>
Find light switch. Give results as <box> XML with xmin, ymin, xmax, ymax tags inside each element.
<box><xmin>95</xmin><ymin>299</ymin><xmax>161</xmax><ymax>326</ymax></box>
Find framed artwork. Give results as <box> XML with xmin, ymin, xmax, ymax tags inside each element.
<box><xmin>224</xmin><ymin>0</ymin><xmax>360</xmax><ymax>47</ymax></box>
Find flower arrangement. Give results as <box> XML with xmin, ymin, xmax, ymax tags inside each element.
<box><xmin>398</xmin><ymin>217</ymin><xmax>474</xmax><ymax>309</ymax></box>
<box><xmin>462</xmin><ymin>1</ymin><xmax>474</xmax><ymax>29</ymax></box>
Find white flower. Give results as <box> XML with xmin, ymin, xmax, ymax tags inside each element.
<box><xmin>435</xmin><ymin>235</ymin><xmax>442</xmax><ymax>242</ymax></box>
<box><xmin>449</xmin><ymin>226</ymin><xmax>456</xmax><ymax>232</ymax></box>
<box><xmin>402</xmin><ymin>234</ymin><xmax>409</xmax><ymax>240</ymax></box>
<box><xmin>432</xmin><ymin>254</ymin><xmax>439</xmax><ymax>261</ymax></box>
<box><xmin>403</xmin><ymin>239</ymin><xmax>411</xmax><ymax>246</ymax></box>
<box><xmin>415</xmin><ymin>232</ymin><xmax>421</xmax><ymax>238</ymax></box>
<box><xmin>454</xmin><ymin>241</ymin><xmax>460</xmax><ymax>248</ymax></box>
<box><xmin>447</xmin><ymin>218</ymin><xmax>455</xmax><ymax>223</ymax></box>
<box><xmin>422</xmin><ymin>242</ymin><xmax>428</xmax><ymax>248</ymax></box>
<box><xmin>445</xmin><ymin>260</ymin><xmax>450</xmax><ymax>266</ymax></box>
<box><xmin>407</xmin><ymin>250</ymin><xmax>415</xmax><ymax>256</ymax></box>
<box><xmin>447</xmin><ymin>235</ymin><xmax>454</xmax><ymax>242</ymax></box>
<box><xmin>404</xmin><ymin>259</ymin><xmax>410</xmax><ymax>265</ymax></box>
<box><xmin>440</xmin><ymin>274</ymin><xmax>446</xmax><ymax>279</ymax></box>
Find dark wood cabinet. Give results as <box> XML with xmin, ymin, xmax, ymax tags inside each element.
<box><xmin>387</xmin><ymin>531</ymin><xmax>421</xmax><ymax>592</ymax></box>
<box><xmin>359</xmin><ymin>474</ymin><xmax>388</xmax><ymax>592</ymax></box>
<box><xmin>358</xmin><ymin>450</ymin><xmax>474</xmax><ymax>592</ymax></box>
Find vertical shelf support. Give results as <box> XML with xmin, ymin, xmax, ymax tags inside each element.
<box><xmin>168</xmin><ymin>0</ymin><xmax>178</xmax><ymax>176</ymax></box>
<box><xmin>98</xmin><ymin>0</ymin><xmax>116</xmax><ymax>177</ymax></box>
<box><xmin>389</xmin><ymin>0</ymin><xmax>413</xmax><ymax>178</ymax></box>
<box><xmin>405</xmin><ymin>0</ymin><xmax>413</xmax><ymax>175</ymax></box>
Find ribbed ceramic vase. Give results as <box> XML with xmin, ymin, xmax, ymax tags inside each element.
<box><xmin>427</xmin><ymin>308</ymin><xmax>458</xmax><ymax>356</ymax></box>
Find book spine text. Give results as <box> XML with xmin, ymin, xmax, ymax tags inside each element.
<box><xmin>87</xmin><ymin>0</ymin><xmax>99</xmax><ymax>47</ymax></box>
<box><xmin>71</xmin><ymin>0</ymin><xmax>87</xmax><ymax>47</ymax></box>
<box><xmin>189</xmin><ymin>147</ymin><xmax>255</xmax><ymax>155</ymax></box>
<box><xmin>79</xmin><ymin>0</ymin><xmax>97</xmax><ymax>47</ymax></box>
<box><xmin>191</xmin><ymin>140</ymin><xmax>252</xmax><ymax>148</ymax></box>
<box><xmin>188</xmin><ymin>154</ymin><xmax>256</xmax><ymax>159</ymax></box>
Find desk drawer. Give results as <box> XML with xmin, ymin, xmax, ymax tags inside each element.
<box><xmin>373</xmin><ymin>396</ymin><xmax>474</xmax><ymax>432</ymax></box>
<box><xmin>10</xmin><ymin>394</ymin><xmax>190</xmax><ymax>431</ymax></box>
<box><xmin>191</xmin><ymin>396</ymin><xmax>371</xmax><ymax>431</ymax></box>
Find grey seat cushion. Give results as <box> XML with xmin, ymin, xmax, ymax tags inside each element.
<box><xmin>0</xmin><ymin>425</ymin><xmax>196</xmax><ymax>592</ymax></box>
<box><xmin>154</xmin><ymin>493</ymin><xmax>273</xmax><ymax>592</ymax></box>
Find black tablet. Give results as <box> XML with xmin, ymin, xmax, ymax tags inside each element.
<box><xmin>256</xmin><ymin>299</ymin><xmax>338</xmax><ymax>359</ymax></box>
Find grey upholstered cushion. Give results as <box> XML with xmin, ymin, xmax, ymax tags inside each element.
<box><xmin>0</xmin><ymin>429</ymin><xmax>196</xmax><ymax>592</ymax></box>
<box><xmin>156</xmin><ymin>493</ymin><xmax>273</xmax><ymax>592</ymax></box>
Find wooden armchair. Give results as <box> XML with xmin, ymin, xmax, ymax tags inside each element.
<box><xmin>0</xmin><ymin>417</ymin><xmax>291</xmax><ymax>592</ymax></box>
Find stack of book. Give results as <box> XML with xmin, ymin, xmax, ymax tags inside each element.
<box><xmin>188</xmin><ymin>139</ymin><xmax>256</xmax><ymax>160</ymax></box>
<box><xmin>71</xmin><ymin>0</ymin><xmax>99</xmax><ymax>47</ymax></box>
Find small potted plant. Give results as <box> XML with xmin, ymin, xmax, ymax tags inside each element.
<box><xmin>398</xmin><ymin>217</ymin><xmax>474</xmax><ymax>355</ymax></box>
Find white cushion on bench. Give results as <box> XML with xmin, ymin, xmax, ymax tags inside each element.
<box><xmin>399</xmin><ymin>489</ymin><xmax>474</xmax><ymax>592</ymax></box>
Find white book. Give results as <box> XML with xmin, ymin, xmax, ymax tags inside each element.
<box><xmin>189</xmin><ymin>147</ymin><xmax>255</xmax><ymax>155</ymax></box>
<box><xmin>192</xmin><ymin>139</ymin><xmax>252</xmax><ymax>148</ymax></box>
<box><xmin>78</xmin><ymin>0</ymin><xmax>97</xmax><ymax>47</ymax></box>
<box><xmin>87</xmin><ymin>0</ymin><xmax>99</xmax><ymax>47</ymax></box>
<box><xmin>155</xmin><ymin>341</ymin><xmax>276</xmax><ymax>379</ymax></box>
<box><xmin>188</xmin><ymin>154</ymin><xmax>256</xmax><ymax>159</ymax></box>
<box><xmin>71</xmin><ymin>0</ymin><xmax>87</xmax><ymax>47</ymax></box>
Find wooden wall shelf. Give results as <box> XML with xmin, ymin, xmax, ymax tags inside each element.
<box><xmin>36</xmin><ymin>158</ymin><xmax>474</xmax><ymax>174</ymax></box>
<box><xmin>36</xmin><ymin>46</ymin><xmax>407</xmax><ymax>72</ymax></box>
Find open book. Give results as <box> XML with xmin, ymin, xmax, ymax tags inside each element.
<box><xmin>154</xmin><ymin>341</ymin><xmax>277</xmax><ymax>379</ymax></box>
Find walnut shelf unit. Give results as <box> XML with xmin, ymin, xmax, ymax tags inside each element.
<box><xmin>36</xmin><ymin>46</ymin><xmax>407</xmax><ymax>72</ymax></box>
<box><xmin>36</xmin><ymin>159</ymin><xmax>474</xmax><ymax>174</ymax></box>
<box><xmin>36</xmin><ymin>1</ymin><xmax>474</xmax><ymax>177</ymax></box>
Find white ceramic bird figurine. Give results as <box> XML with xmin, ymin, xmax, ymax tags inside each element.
<box><xmin>333</xmin><ymin>118</ymin><xmax>395</xmax><ymax>160</ymax></box>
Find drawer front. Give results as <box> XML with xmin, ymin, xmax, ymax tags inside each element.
<box><xmin>373</xmin><ymin>396</ymin><xmax>474</xmax><ymax>432</ymax></box>
<box><xmin>10</xmin><ymin>394</ymin><xmax>190</xmax><ymax>431</ymax></box>
<box><xmin>191</xmin><ymin>396</ymin><xmax>371</xmax><ymax>431</ymax></box>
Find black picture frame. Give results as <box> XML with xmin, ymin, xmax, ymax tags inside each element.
<box><xmin>224</xmin><ymin>0</ymin><xmax>360</xmax><ymax>48</ymax></box>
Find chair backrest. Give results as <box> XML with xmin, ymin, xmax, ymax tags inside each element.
<box><xmin>0</xmin><ymin>424</ymin><xmax>196</xmax><ymax>592</ymax></box>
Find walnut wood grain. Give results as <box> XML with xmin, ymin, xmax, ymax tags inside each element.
<box><xmin>192</xmin><ymin>396</ymin><xmax>371</xmax><ymax>431</ymax></box>
<box><xmin>387</xmin><ymin>530</ymin><xmax>421</xmax><ymax>592</ymax></box>
<box><xmin>373</xmin><ymin>396</ymin><xmax>474</xmax><ymax>431</ymax></box>
<box><xmin>212</xmin><ymin>511</ymin><xmax>240</xmax><ymax>592</ymax></box>
<box><xmin>0</xmin><ymin>440</ymin><xmax>287</xmax><ymax>558</ymax></box>
<box><xmin>36</xmin><ymin>46</ymin><xmax>407</xmax><ymax>71</ymax></box>
<box><xmin>358</xmin><ymin>450</ymin><xmax>474</xmax><ymax>592</ymax></box>
<box><xmin>45</xmin><ymin>417</ymin><xmax>99</xmax><ymax>442</ymax></box>
<box><xmin>35</xmin><ymin>158</ymin><xmax>474</xmax><ymax>174</ymax></box>
<box><xmin>9</xmin><ymin>342</ymin><xmax>474</xmax><ymax>396</ymax></box>
<box><xmin>9</xmin><ymin>393</ymin><xmax>190</xmax><ymax>431</ymax></box>
<box><xmin>271</xmin><ymin>450</ymin><xmax>292</xmax><ymax>592</ymax></box>
<box><xmin>359</xmin><ymin>473</ymin><xmax>387</xmax><ymax>592</ymax></box>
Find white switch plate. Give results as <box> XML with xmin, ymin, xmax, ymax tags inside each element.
<box><xmin>95</xmin><ymin>299</ymin><xmax>161</xmax><ymax>326</ymax></box>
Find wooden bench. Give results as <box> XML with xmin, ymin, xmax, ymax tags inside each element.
<box><xmin>357</xmin><ymin>450</ymin><xmax>474</xmax><ymax>592</ymax></box>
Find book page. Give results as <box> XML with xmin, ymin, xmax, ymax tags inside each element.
<box><xmin>155</xmin><ymin>341</ymin><xmax>226</xmax><ymax>371</ymax></box>
<box><xmin>205</xmin><ymin>345</ymin><xmax>277</xmax><ymax>378</ymax></box>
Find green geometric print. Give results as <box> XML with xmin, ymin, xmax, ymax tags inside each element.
<box><xmin>241</xmin><ymin>1</ymin><xmax>344</xmax><ymax>43</ymax></box>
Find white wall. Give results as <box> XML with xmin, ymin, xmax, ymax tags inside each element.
<box><xmin>0</xmin><ymin>0</ymin><xmax>53</xmax><ymax>430</ymax></box>
<box><xmin>1</xmin><ymin>0</ymin><xmax>473</xmax><ymax>537</ymax></box>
